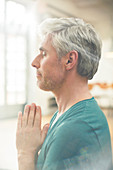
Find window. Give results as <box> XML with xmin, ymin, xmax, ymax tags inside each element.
<box><xmin>0</xmin><ymin>0</ymin><xmax>28</xmax><ymax>118</ymax></box>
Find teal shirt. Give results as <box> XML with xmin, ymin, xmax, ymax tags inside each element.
<box><xmin>37</xmin><ymin>97</ymin><xmax>112</xmax><ymax>170</ymax></box>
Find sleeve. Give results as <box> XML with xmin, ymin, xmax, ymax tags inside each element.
<box><xmin>42</xmin><ymin>120</ymin><xmax>103</xmax><ymax>170</ymax></box>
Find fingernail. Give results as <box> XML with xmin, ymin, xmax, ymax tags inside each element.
<box><xmin>25</xmin><ymin>105</ymin><xmax>29</xmax><ymax>110</ymax></box>
<box><xmin>37</xmin><ymin>106</ymin><xmax>40</xmax><ymax>110</ymax></box>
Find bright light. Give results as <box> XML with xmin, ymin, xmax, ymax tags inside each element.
<box><xmin>0</xmin><ymin>0</ymin><xmax>5</xmax><ymax>25</ymax></box>
<box><xmin>105</xmin><ymin>52</ymin><xmax>113</xmax><ymax>58</ymax></box>
<box><xmin>6</xmin><ymin>1</ymin><xmax>26</xmax><ymax>25</ymax></box>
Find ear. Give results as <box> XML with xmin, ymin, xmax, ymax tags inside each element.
<box><xmin>65</xmin><ymin>50</ymin><xmax>78</xmax><ymax>70</ymax></box>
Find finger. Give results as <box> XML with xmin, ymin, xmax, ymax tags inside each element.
<box><xmin>28</xmin><ymin>103</ymin><xmax>36</xmax><ymax>127</ymax></box>
<box><xmin>41</xmin><ymin>123</ymin><xmax>50</xmax><ymax>144</ymax></box>
<box><xmin>34</xmin><ymin>106</ymin><xmax>41</xmax><ymax>129</ymax></box>
<box><xmin>17</xmin><ymin>111</ymin><xmax>22</xmax><ymax>130</ymax></box>
<box><xmin>22</xmin><ymin>105</ymin><xmax>30</xmax><ymax>128</ymax></box>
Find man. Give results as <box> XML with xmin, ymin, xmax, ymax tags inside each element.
<box><xmin>16</xmin><ymin>18</ymin><xmax>112</xmax><ymax>170</ymax></box>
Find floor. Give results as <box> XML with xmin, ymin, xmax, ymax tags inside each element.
<box><xmin>0</xmin><ymin>110</ymin><xmax>113</xmax><ymax>170</ymax></box>
<box><xmin>0</xmin><ymin>118</ymin><xmax>18</xmax><ymax>170</ymax></box>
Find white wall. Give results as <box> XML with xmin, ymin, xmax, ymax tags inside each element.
<box><xmin>89</xmin><ymin>38</ymin><xmax>113</xmax><ymax>84</ymax></box>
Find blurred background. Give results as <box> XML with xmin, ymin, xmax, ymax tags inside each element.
<box><xmin>0</xmin><ymin>0</ymin><xmax>113</xmax><ymax>169</ymax></box>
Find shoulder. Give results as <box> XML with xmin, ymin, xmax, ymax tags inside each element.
<box><xmin>55</xmin><ymin>120</ymin><xmax>94</xmax><ymax>136</ymax></box>
<box><xmin>53</xmin><ymin>120</ymin><xmax>100</xmax><ymax>147</ymax></box>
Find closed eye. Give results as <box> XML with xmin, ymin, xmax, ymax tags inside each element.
<box><xmin>42</xmin><ymin>51</ymin><xmax>46</xmax><ymax>57</ymax></box>
<box><xmin>39</xmin><ymin>47</ymin><xmax>47</xmax><ymax>57</ymax></box>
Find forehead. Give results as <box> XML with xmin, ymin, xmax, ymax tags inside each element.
<box><xmin>40</xmin><ymin>35</ymin><xmax>54</xmax><ymax>51</ymax></box>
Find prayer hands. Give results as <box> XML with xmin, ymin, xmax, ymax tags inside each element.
<box><xmin>16</xmin><ymin>103</ymin><xmax>49</xmax><ymax>159</ymax></box>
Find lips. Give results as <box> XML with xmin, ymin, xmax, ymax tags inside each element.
<box><xmin>36</xmin><ymin>71</ymin><xmax>42</xmax><ymax>78</ymax></box>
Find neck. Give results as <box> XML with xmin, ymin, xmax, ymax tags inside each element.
<box><xmin>53</xmin><ymin>75</ymin><xmax>92</xmax><ymax>115</ymax></box>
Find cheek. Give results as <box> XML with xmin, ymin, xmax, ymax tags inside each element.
<box><xmin>41</xmin><ymin>59</ymin><xmax>54</xmax><ymax>72</ymax></box>
<box><xmin>41</xmin><ymin>58</ymin><xmax>65</xmax><ymax>80</ymax></box>
<box><xmin>40</xmin><ymin>59</ymin><xmax>48</xmax><ymax>71</ymax></box>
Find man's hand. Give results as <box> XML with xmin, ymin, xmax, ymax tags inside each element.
<box><xmin>16</xmin><ymin>103</ymin><xmax>49</xmax><ymax>170</ymax></box>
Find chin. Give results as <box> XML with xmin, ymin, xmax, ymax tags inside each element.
<box><xmin>37</xmin><ymin>82</ymin><xmax>51</xmax><ymax>92</ymax></box>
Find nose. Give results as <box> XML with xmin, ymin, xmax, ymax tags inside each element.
<box><xmin>31</xmin><ymin>55</ymin><xmax>40</xmax><ymax>68</ymax></box>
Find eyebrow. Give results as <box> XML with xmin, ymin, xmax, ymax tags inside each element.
<box><xmin>39</xmin><ymin>47</ymin><xmax>48</xmax><ymax>52</ymax></box>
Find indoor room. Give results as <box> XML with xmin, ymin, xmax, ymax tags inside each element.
<box><xmin>0</xmin><ymin>0</ymin><xmax>113</xmax><ymax>169</ymax></box>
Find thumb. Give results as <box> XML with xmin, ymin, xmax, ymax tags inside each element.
<box><xmin>41</xmin><ymin>123</ymin><xmax>50</xmax><ymax>144</ymax></box>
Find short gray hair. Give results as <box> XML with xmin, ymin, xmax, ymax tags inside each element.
<box><xmin>38</xmin><ymin>18</ymin><xmax>102</xmax><ymax>80</ymax></box>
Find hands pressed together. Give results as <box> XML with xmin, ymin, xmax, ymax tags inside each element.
<box><xmin>16</xmin><ymin>103</ymin><xmax>49</xmax><ymax>170</ymax></box>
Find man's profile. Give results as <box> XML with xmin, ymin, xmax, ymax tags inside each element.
<box><xmin>16</xmin><ymin>18</ymin><xmax>112</xmax><ymax>170</ymax></box>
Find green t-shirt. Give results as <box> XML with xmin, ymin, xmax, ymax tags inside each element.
<box><xmin>37</xmin><ymin>97</ymin><xmax>112</xmax><ymax>170</ymax></box>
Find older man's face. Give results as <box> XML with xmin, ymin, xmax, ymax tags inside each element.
<box><xmin>32</xmin><ymin>36</ymin><xmax>66</xmax><ymax>93</ymax></box>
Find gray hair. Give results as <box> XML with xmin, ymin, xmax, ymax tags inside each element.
<box><xmin>38</xmin><ymin>18</ymin><xmax>102</xmax><ymax>80</ymax></box>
